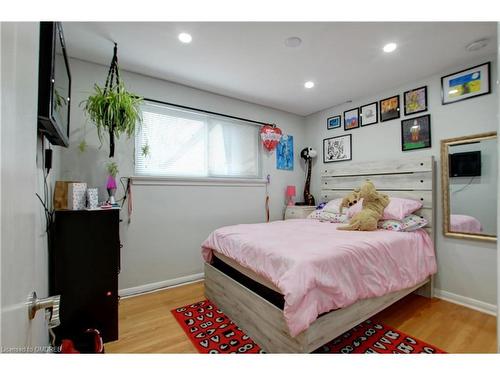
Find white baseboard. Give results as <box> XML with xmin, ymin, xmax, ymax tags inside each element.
<box><xmin>434</xmin><ymin>289</ymin><xmax>497</xmax><ymax>316</ymax></box>
<box><xmin>119</xmin><ymin>273</ymin><xmax>205</xmax><ymax>298</ymax></box>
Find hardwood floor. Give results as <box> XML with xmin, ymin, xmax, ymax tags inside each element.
<box><xmin>107</xmin><ymin>281</ymin><xmax>205</xmax><ymax>353</ymax></box>
<box><xmin>374</xmin><ymin>292</ymin><xmax>497</xmax><ymax>353</ymax></box>
<box><xmin>106</xmin><ymin>281</ymin><xmax>497</xmax><ymax>353</ymax></box>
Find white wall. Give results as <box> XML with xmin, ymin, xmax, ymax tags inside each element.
<box><xmin>60</xmin><ymin>58</ymin><xmax>307</xmax><ymax>292</ymax></box>
<box><xmin>1</xmin><ymin>22</ymin><xmax>57</xmax><ymax>348</ymax></box>
<box><xmin>305</xmin><ymin>56</ymin><xmax>498</xmax><ymax>308</ymax></box>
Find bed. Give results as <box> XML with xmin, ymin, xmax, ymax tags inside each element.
<box><xmin>450</xmin><ymin>214</ymin><xmax>482</xmax><ymax>234</ymax></box>
<box><xmin>202</xmin><ymin>156</ymin><xmax>436</xmax><ymax>353</ymax></box>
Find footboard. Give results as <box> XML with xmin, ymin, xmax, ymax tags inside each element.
<box><xmin>204</xmin><ymin>262</ymin><xmax>430</xmax><ymax>353</ymax></box>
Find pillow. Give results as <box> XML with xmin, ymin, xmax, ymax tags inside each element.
<box><xmin>307</xmin><ymin>210</ymin><xmax>347</xmax><ymax>223</ymax></box>
<box><xmin>322</xmin><ymin>198</ymin><xmax>343</xmax><ymax>214</ymax></box>
<box><xmin>348</xmin><ymin>197</ymin><xmax>423</xmax><ymax>220</ymax></box>
<box><xmin>378</xmin><ymin>214</ymin><xmax>428</xmax><ymax>232</ymax></box>
<box><xmin>315</xmin><ymin>202</ymin><xmax>327</xmax><ymax>210</ymax></box>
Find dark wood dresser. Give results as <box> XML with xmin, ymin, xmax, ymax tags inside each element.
<box><xmin>50</xmin><ymin>209</ymin><xmax>120</xmax><ymax>343</ymax></box>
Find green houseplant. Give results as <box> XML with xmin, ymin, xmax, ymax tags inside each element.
<box><xmin>82</xmin><ymin>43</ymin><xmax>143</xmax><ymax>158</ymax></box>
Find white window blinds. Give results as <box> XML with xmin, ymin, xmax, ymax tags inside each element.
<box><xmin>135</xmin><ymin>101</ymin><xmax>262</xmax><ymax>179</ymax></box>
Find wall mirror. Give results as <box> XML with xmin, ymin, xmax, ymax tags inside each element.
<box><xmin>441</xmin><ymin>131</ymin><xmax>497</xmax><ymax>242</ymax></box>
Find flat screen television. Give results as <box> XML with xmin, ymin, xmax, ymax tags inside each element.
<box><xmin>37</xmin><ymin>22</ymin><xmax>71</xmax><ymax>147</ymax></box>
<box><xmin>449</xmin><ymin>150</ymin><xmax>481</xmax><ymax>177</ymax></box>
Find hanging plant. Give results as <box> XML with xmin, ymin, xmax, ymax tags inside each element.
<box><xmin>78</xmin><ymin>140</ymin><xmax>88</xmax><ymax>153</ymax></box>
<box><xmin>82</xmin><ymin>43</ymin><xmax>143</xmax><ymax>158</ymax></box>
<box><xmin>54</xmin><ymin>88</ymin><xmax>67</xmax><ymax>110</ymax></box>
<box><xmin>141</xmin><ymin>143</ymin><xmax>150</xmax><ymax>158</ymax></box>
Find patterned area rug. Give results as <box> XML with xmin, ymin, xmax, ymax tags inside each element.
<box><xmin>171</xmin><ymin>299</ymin><xmax>445</xmax><ymax>354</ymax></box>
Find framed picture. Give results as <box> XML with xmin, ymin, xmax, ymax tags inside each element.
<box><xmin>401</xmin><ymin>114</ymin><xmax>431</xmax><ymax>151</ymax></box>
<box><xmin>441</xmin><ymin>62</ymin><xmax>491</xmax><ymax>105</ymax></box>
<box><xmin>360</xmin><ymin>102</ymin><xmax>378</xmax><ymax>126</ymax></box>
<box><xmin>327</xmin><ymin>115</ymin><xmax>341</xmax><ymax>130</ymax></box>
<box><xmin>379</xmin><ymin>95</ymin><xmax>400</xmax><ymax>122</ymax></box>
<box><xmin>323</xmin><ymin>134</ymin><xmax>352</xmax><ymax>163</ymax></box>
<box><xmin>276</xmin><ymin>134</ymin><xmax>294</xmax><ymax>171</ymax></box>
<box><xmin>343</xmin><ymin>108</ymin><xmax>359</xmax><ymax>130</ymax></box>
<box><xmin>404</xmin><ymin>86</ymin><xmax>427</xmax><ymax>116</ymax></box>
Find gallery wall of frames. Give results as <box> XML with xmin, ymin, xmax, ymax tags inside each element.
<box><xmin>322</xmin><ymin>61</ymin><xmax>491</xmax><ymax>163</ymax></box>
<box><xmin>308</xmin><ymin>58</ymin><xmax>497</xmax><ymax>311</ymax></box>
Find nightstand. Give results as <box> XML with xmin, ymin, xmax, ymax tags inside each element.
<box><xmin>284</xmin><ymin>205</ymin><xmax>316</xmax><ymax>220</ymax></box>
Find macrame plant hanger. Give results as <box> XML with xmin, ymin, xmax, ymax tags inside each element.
<box><xmin>104</xmin><ymin>43</ymin><xmax>120</xmax><ymax>158</ymax></box>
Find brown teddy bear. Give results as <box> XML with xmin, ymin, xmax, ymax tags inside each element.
<box><xmin>339</xmin><ymin>189</ymin><xmax>361</xmax><ymax>213</ymax></box>
<box><xmin>337</xmin><ymin>180</ymin><xmax>389</xmax><ymax>231</ymax></box>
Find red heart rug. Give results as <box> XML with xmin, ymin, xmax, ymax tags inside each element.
<box><xmin>171</xmin><ymin>300</ymin><xmax>446</xmax><ymax>354</ymax></box>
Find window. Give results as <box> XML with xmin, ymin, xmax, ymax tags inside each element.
<box><xmin>135</xmin><ymin>101</ymin><xmax>262</xmax><ymax>179</ymax></box>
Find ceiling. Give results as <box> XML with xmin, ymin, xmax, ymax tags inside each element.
<box><xmin>62</xmin><ymin>22</ymin><xmax>497</xmax><ymax>116</ymax></box>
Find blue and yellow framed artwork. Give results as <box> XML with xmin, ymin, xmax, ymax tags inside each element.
<box><xmin>276</xmin><ymin>135</ymin><xmax>294</xmax><ymax>171</ymax></box>
<box><xmin>441</xmin><ymin>62</ymin><xmax>490</xmax><ymax>105</ymax></box>
<box><xmin>327</xmin><ymin>115</ymin><xmax>341</xmax><ymax>130</ymax></box>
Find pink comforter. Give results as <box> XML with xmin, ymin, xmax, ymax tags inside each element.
<box><xmin>450</xmin><ymin>214</ymin><xmax>482</xmax><ymax>233</ymax></box>
<box><xmin>201</xmin><ymin>219</ymin><xmax>437</xmax><ymax>337</ymax></box>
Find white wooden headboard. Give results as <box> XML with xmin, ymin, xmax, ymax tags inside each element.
<box><xmin>320</xmin><ymin>156</ymin><xmax>435</xmax><ymax>239</ymax></box>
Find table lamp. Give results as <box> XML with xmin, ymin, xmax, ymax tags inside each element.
<box><xmin>286</xmin><ymin>185</ymin><xmax>296</xmax><ymax>206</ymax></box>
<box><xmin>106</xmin><ymin>175</ymin><xmax>117</xmax><ymax>205</ymax></box>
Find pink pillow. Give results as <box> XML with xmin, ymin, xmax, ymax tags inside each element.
<box><xmin>348</xmin><ymin>197</ymin><xmax>422</xmax><ymax>220</ymax></box>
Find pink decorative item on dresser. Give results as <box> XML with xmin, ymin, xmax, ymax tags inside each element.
<box><xmin>106</xmin><ymin>175</ymin><xmax>117</xmax><ymax>204</ymax></box>
<box><xmin>286</xmin><ymin>185</ymin><xmax>296</xmax><ymax>206</ymax></box>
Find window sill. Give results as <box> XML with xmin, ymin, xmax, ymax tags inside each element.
<box><xmin>131</xmin><ymin>175</ymin><xmax>267</xmax><ymax>187</ymax></box>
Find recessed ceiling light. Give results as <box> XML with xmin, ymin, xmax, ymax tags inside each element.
<box><xmin>285</xmin><ymin>37</ymin><xmax>302</xmax><ymax>48</ymax></box>
<box><xmin>304</xmin><ymin>81</ymin><xmax>315</xmax><ymax>89</ymax></box>
<box><xmin>178</xmin><ymin>33</ymin><xmax>192</xmax><ymax>44</ymax></box>
<box><xmin>383</xmin><ymin>42</ymin><xmax>397</xmax><ymax>53</ymax></box>
<box><xmin>466</xmin><ymin>38</ymin><xmax>489</xmax><ymax>52</ymax></box>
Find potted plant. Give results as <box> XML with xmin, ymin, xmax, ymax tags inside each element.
<box><xmin>82</xmin><ymin>43</ymin><xmax>143</xmax><ymax>158</ymax></box>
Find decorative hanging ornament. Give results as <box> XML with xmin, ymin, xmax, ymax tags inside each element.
<box><xmin>260</xmin><ymin>124</ymin><xmax>282</xmax><ymax>151</ymax></box>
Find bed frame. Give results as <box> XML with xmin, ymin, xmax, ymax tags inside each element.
<box><xmin>204</xmin><ymin>156</ymin><xmax>435</xmax><ymax>353</ymax></box>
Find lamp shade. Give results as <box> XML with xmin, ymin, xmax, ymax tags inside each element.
<box><xmin>286</xmin><ymin>185</ymin><xmax>296</xmax><ymax>197</ymax></box>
